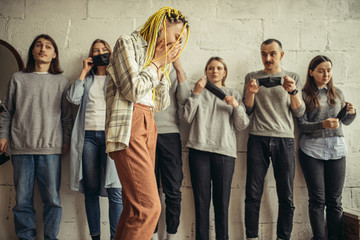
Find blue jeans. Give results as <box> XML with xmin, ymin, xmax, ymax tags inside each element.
<box><xmin>12</xmin><ymin>154</ymin><xmax>62</xmax><ymax>240</ymax></box>
<box><xmin>82</xmin><ymin>131</ymin><xmax>122</xmax><ymax>240</ymax></box>
<box><xmin>299</xmin><ymin>149</ymin><xmax>345</xmax><ymax>240</ymax></box>
<box><xmin>245</xmin><ymin>135</ymin><xmax>295</xmax><ymax>240</ymax></box>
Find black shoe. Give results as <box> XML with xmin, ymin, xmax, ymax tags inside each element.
<box><xmin>91</xmin><ymin>235</ymin><xmax>100</xmax><ymax>240</ymax></box>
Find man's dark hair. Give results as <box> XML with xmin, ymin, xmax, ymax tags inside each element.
<box><xmin>23</xmin><ymin>34</ymin><xmax>63</xmax><ymax>74</ymax></box>
<box><xmin>261</xmin><ymin>38</ymin><xmax>283</xmax><ymax>50</ymax></box>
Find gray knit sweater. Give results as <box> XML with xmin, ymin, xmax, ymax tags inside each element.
<box><xmin>243</xmin><ymin>70</ymin><xmax>305</xmax><ymax>138</ymax></box>
<box><xmin>183</xmin><ymin>86</ymin><xmax>249</xmax><ymax>158</ymax></box>
<box><xmin>0</xmin><ymin>72</ymin><xmax>72</xmax><ymax>155</ymax></box>
<box><xmin>297</xmin><ymin>87</ymin><xmax>356</xmax><ymax>137</ymax></box>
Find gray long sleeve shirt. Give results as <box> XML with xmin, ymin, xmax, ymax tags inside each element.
<box><xmin>154</xmin><ymin>68</ymin><xmax>190</xmax><ymax>134</ymax></box>
<box><xmin>243</xmin><ymin>70</ymin><xmax>305</xmax><ymax>138</ymax></box>
<box><xmin>0</xmin><ymin>72</ymin><xmax>71</xmax><ymax>155</ymax></box>
<box><xmin>183</xmin><ymin>86</ymin><xmax>249</xmax><ymax>158</ymax></box>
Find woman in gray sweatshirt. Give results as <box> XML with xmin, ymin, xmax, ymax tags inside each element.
<box><xmin>297</xmin><ymin>55</ymin><xmax>356</xmax><ymax>240</ymax></box>
<box><xmin>182</xmin><ymin>57</ymin><xmax>249</xmax><ymax>240</ymax></box>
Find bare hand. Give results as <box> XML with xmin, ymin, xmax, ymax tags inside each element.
<box><xmin>323</xmin><ymin>118</ymin><xmax>339</xmax><ymax>129</ymax></box>
<box><xmin>153</xmin><ymin>40</ymin><xmax>182</xmax><ymax>68</ymax></box>
<box><xmin>283</xmin><ymin>76</ymin><xmax>296</xmax><ymax>93</ymax></box>
<box><xmin>172</xmin><ymin>56</ymin><xmax>183</xmax><ymax>71</ymax></box>
<box><xmin>167</xmin><ymin>42</ymin><xmax>182</xmax><ymax>63</ymax></box>
<box><xmin>246</xmin><ymin>79</ymin><xmax>259</xmax><ymax>94</ymax></box>
<box><xmin>0</xmin><ymin>138</ymin><xmax>8</xmax><ymax>153</ymax></box>
<box><xmin>193</xmin><ymin>77</ymin><xmax>207</xmax><ymax>95</ymax></box>
<box><xmin>224</xmin><ymin>96</ymin><xmax>239</xmax><ymax>108</ymax></box>
<box><xmin>82</xmin><ymin>57</ymin><xmax>93</xmax><ymax>73</ymax></box>
<box><xmin>346</xmin><ymin>102</ymin><xmax>356</xmax><ymax>115</ymax></box>
<box><xmin>79</xmin><ymin>57</ymin><xmax>93</xmax><ymax>80</ymax></box>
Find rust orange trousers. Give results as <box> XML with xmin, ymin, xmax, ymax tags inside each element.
<box><xmin>110</xmin><ymin>103</ymin><xmax>161</xmax><ymax>240</ymax></box>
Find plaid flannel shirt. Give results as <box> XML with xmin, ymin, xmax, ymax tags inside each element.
<box><xmin>105</xmin><ymin>31</ymin><xmax>170</xmax><ymax>153</ymax></box>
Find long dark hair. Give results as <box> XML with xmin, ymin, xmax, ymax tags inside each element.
<box><xmin>302</xmin><ymin>55</ymin><xmax>341</xmax><ymax>110</ymax></box>
<box><xmin>23</xmin><ymin>34</ymin><xmax>63</xmax><ymax>74</ymax></box>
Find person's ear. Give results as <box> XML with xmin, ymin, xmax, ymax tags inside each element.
<box><xmin>309</xmin><ymin>70</ymin><xmax>314</xmax><ymax>77</ymax></box>
<box><xmin>280</xmin><ymin>51</ymin><xmax>284</xmax><ymax>60</ymax></box>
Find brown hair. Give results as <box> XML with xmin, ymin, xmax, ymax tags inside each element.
<box><xmin>88</xmin><ymin>39</ymin><xmax>112</xmax><ymax>58</ymax></box>
<box><xmin>204</xmin><ymin>56</ymin><xmax>228</xmax><ymax>86</ymax></box>
<box><xmin>302</xmin><ymin>55</ymin><xmax>341</xmax><ymax>110</ymax></box>
<box><xmin>23</xmin><ymin>34</ymin><xmax>63</xmax><ymax>74</ymax></box>
<box><xmin>261</xmin><ymin>38</ymin><xmax>283</xmax><ymax>50</ymax></box>
<box><xmin>88</xmin><ymin>39</ymin><xmax>112</xmax><ymax>73</ymax></box>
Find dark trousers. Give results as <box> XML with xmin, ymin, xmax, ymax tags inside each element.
<box><xmin>154</xmin><ymin>133</ymin><xmax>183</xmax><ymax>234</ymax></box>
<box><xmin>299</xmin><ymin>149</ymin><xmax>345</xmax><ymax>240</ymax></box>
<box><xmin>189</xmin><ymin>148</ymin><xmax>235</xmax><ymax>240</ymax></box>
<box><xmin>245</xmin><ymin>135</ymin><xmax>295</xmax><ymax>240</ymax></box>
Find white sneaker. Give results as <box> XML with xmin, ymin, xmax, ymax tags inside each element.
<box><xmin>151</xmin><ymin>232</ymin><xmax>159</xmax><ymax>240</ymax></box>
<box><xmin>166</xmin><ymin>232</ymin><xmax>176</xmax><ymax>240</ymax></box>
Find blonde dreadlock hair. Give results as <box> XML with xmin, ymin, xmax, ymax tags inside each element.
<box><xmin>139</xmin><ymin>7</ymin><xmax>189</xmax><ymax>81</ymax></box>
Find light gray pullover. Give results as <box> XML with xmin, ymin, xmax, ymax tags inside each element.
<box><xmin>183</xmin><ymin>86</ymin><xmax>249</xmax><ymax>158</ymax></box>
<box><xmin>243</xmin><ymin>70</ymin><xmax>305</xmax><ymax>138</ymax></box>
<box><xmin>0</xmin><ymin>72</ymin><xmax>71</xmax><ymax>155</ymax></box>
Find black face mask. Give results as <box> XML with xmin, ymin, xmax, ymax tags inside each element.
<box><xmin>257</xmin><ymin>77</ymin><xmax>282</xmax><ymax>88</ymax></box>
<box><xmin>205</xmin><ymin>80</ymin><xmax>226</xmax><ymax>100</ymax></box>
<box><xmin>336</xmin><ymin>103</ymin><xmax>348</xmax><ymax>121</ymax></box>
<box><xmin>92</xmin><ymin>53</ymin><xmax>110</xmax><ymax>66</ymax></box>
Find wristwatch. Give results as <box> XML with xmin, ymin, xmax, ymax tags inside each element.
<box><xmin>288</xmin><ymin>89</ymin><xmax>298</xmax><ymax>95</ymax></box>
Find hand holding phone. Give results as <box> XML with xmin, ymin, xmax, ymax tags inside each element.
<box><xmin>336</xmin><ymin>103</ymin><xmax>348</xmax><ymax>121</ymax></box>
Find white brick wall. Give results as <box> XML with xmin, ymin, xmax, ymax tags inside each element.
<box><xmin>0</xmin><ymin>0</ymin><xmax>359</xmax><ymax>239</ymax></box>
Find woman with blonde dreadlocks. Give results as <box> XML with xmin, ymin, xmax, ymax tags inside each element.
<box><xmin>105</xmin><ymin>7</ymin><xmax>189</xmax><ymax>240</ymax></box>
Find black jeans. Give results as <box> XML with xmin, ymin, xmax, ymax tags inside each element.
<box><xmin>189</xmin><ymin>148</ymin><xmax>235</xmax><ymax>240</ymax></box>
<box><xmin>245</xmin><ymin>135</ymin><xmax>295</xmax><ymax>240</ymax></box>
<box><xmin>299</xmin><ymin>149</ymin><xmax>345</xmax><ymax>240</ymax></box>
<box><xmin>154</xmin><ymin>133</ymin><xmax>183</xmax><ymax>234</ymax></box>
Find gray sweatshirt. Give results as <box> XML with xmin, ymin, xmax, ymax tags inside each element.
<box><xmin>0</xmin><ymin>72</ymin><xmax>71</xmax><ymax>155</ymax></box>
<box><xmin>154</xmin><ymin>68</ymin><xmax>190</xmax><ymax>134</ymax></box>
<box><xmin>183</xmin><ymin>86</ymin><xmax>249</xmax><ymax>158</ymax></box>
<box><xmin>297</xmin><ymin>88</ymin><xmax>356</xmax><ymax>137</ymax></box>
<box><xmin>243</xmin><ymin>70</ymin><xmax>305</xmax><ymax>138</ymax></box>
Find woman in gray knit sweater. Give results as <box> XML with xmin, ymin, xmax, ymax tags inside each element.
<box><xmin>183</xmin><ymin>57</ymin><xmax>249</xmax><ymax>240</ymax></box>
<box><xmin>297</xmin><ymin>55</ymin><xmax>356</xmax><ymax>240</ymax></box>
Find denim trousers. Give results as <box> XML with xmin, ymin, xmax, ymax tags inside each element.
<box><xmin>299</xmin><ymin>149</ymin><xmax>345</xmax><ymax>240</ymax></box>
<box><xmin>12</xmin><ymin>154</ymin><xmax>62</xmax><ymax>240</ymax></box>
<box><xmin>189</xmin><ymin>148</ymin><xmax>235</xmax><ymax>240</ymax></box>
<box><xmin>245</xmin><ymin>135</ymin><xmax>295</xmax><ymax>240</ymax></box>
<box><xmin>82</xmin><ymin>130</ymin><xmax>123</xmax><ymax>240</ymax></box>
<box><xmin>154</xmin><ymin>133</ymin><xmax>183</xmax><ymax>234</ymax></box>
